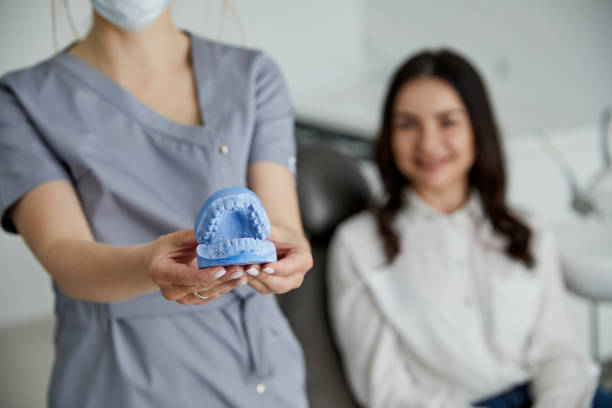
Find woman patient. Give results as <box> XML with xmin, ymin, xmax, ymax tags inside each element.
<box><xmin>328</xmin><ymin>49</ymin><xmax>608</xmax><ymax>407</ymax></box>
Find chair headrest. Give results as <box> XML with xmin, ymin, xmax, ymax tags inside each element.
<box><xmin>297</xmin><ymin>143</ymin><xmax>371</xmax><ymax>239</ymax></box>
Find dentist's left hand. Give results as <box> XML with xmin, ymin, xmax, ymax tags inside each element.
<box><xmin>245</xmin><ymin>224</ymin><xmax>313</xmax><ymax>294</ymax></box>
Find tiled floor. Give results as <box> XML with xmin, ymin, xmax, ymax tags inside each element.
<box><xmin>0</xmin><ymin>319</ymin><xmax>54</xmax><ymax>408</ymax></box>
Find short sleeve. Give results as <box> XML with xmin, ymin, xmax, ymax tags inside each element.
<box><xmin>248</xmin><ymin>54</ymin><xmax>296</xmax><ymax>176</ymax></box>
<box><xmin>0</xmin><ymin>82</ymin><xmax>70</xmax><ymax>233</ymax></box>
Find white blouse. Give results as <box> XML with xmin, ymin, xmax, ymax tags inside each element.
<box><xmin>327</xmin><ymin>191</ymin><xmax>595</xmax><ymax>408</ymax></box>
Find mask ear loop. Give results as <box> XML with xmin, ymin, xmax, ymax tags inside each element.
<box><xmin>52</xmin><ymin>0</ymin><xmax>81</xmax><ymax>55</ymax></box>
<box><xmin>216</xmin><ymin>0</ymin><xmax>228</xmax><ymax>42</ymax></box>
<box><xmin>210</xmin><ymin>0</ymin><xmax>246</xmax><ymax>70</ymax></box>
<box><xmin>63</xmin><ymin>0</ymin><xmax>80</xmax><ymax>39</ymax></box>
<box><xmin>51</xmin><ymin>0</ymin><xmax>60</xmax><ymax>56</ymax></box>
<box><xmin>51</xmin><ymin>0</ymin><xmax>64</xmax><ymax>76</ymax></box>
<box><xmin>214</xmin><ymin>0</ymin><xmax>245</xmax><ymax>46</ymax></box>
<box><xmin>600</xmin><ymin>107</ymin><xmax>611</xmax><ymax>167</ymax></box>
<box><xmin>51</xmin><ymin>0</ymin><xmax>84</xmax><ymax>81</ymax></box>
<box><xmin>227</xmin><ymin>0</ymin><xmax>245</xmax><ymax>46</ymax></box>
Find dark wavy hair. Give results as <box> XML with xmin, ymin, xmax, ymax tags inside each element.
<box><xmin>375</xmin><ymin>49</ymin><xmax>534</xmax><ymax>268</ymax></box>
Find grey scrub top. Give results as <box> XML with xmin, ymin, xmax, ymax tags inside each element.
<box><xmin>0</xmin><ymin>33</ymin><xmax>307</xmax><ymax>408</ymax></box>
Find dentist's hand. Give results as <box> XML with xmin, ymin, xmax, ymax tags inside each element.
<box><xmin>245</xmin><ymin>224</ymin><xmax>313</xmax><ymax>294</ymax></box>
<box><xmin>148</xmin><ymin>228</ymin><xmax>248</xmax><ymax>305</ymax></box>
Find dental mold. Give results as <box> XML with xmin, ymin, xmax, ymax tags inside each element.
<box><xmin>194</xmin><ymin>186</ymin><xmax>277</xmax><ymax>268</ymax></box>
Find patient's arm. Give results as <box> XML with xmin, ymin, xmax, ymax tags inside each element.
<box><xmin>523</xmin><ymin>229</ymin><xmax>595</xmax><ymax>408</ymax></box>
<box><xmin>327</xmin><ymin>228</ymin><xmax>471</xmax><ymax>408</ymax></box>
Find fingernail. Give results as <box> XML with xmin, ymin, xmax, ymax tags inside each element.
<box><xmin>237</xmin><ymin>279</ymin><xmax>248</xmax><ymax>286</ymax></box>
<box><xmin>263</xmin><ymin>267</ymin><xmax>275</xmax><ymax>274</ymax></box>
<box><xmin>246</xmin><ymin>267</ymin><xmax>260</xmax><ymax>276</ymax></box>
<box><xmin>230</xmin><ymin>271</ymin><xmax>244</xmax><ymax>279</ymax></box>
<box><xmin>213</xmin><ymin>268</ymin><xmax>227</xmax><ymax>279</ymax></box>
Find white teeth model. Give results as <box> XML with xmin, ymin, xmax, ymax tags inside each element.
<box><xmin>201</xmin><ymin>201</ymin><xmax>267</xmax><ymax>241</ymax></box>
<box><xmin>194</xmin><ymin>187</ymin><xmax>277</xmax><ymax>267</ymax></box>
<box><xmin>196</xmin><ymin>236</ymin><xmax>267</xmax><ymax>259</ymax></box>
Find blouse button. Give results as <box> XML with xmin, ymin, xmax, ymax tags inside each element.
<box><xmin>218</xmin><ymin>144</ymin><xmax>229</xmax><ymax>155</ymax></box>
<box><xmin>256</xmin><ymin>383</ymin><xmax>266</xmax><ymax>394</ymax></box>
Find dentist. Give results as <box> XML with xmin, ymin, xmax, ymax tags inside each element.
<box><xmin>0</xmin><ymin>1</ymin><xmax>311</xmax><ymax>406</ymax></box>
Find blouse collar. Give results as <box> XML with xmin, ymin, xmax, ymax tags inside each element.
<box><xmin>401</xmin><ymin>188</ymin><xmax>484</xmax><ymax>223</ymax></box>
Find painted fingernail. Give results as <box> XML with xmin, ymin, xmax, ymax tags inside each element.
<box><xmin>246</xmin><ymin>267</ymin><xmax>260</xmax><ymax>276</ymax></box>
<box><xmin>263</xmin><ymin>267</ymin><xmax>275</xmax><ymax>274</ymax></box>
<box><xmin>230</xmin><ymin>271</ymin><xmax>244</xmax><ymax>279</ymax></box>
<box><xmin>213</xmin><ymin>268</ymin><xmax>227</xmax><ymax>279</ymax></box>
<box><xmin>237</xmin><ymin>279</ymin><xmax>248</xmax><ymax>286</ymax></box>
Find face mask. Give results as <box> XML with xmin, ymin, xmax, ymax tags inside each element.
<box><xmin>90</xmin><ymin>0</ymin><xmax>169</xmax><ymax>32</ymax></box>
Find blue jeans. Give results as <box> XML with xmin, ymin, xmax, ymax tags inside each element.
<box><xmin>473</xmin><ymin>383</ymin><xmax>612</xmax><ymax>408</ymax></box>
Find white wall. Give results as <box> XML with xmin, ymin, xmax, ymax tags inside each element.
<box><xmin>360</xmin><ymin>0</ymin><xmax>612</xmax><ymax>137</ymax></box>
<box><xmin>1</xmin><ymin>1</ymin><xmax>611</xmax><ymax>359</ymax></box>
<box><xmin>1</xmin><ymin>0</ymin><xmax>611</xmax><ymax>133</ymax></box>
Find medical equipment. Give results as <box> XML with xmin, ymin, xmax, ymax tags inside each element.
<box><xmin>535</xmin><ymin>106</ymin><xmax>612</xmax><ymax>217</ymax></box>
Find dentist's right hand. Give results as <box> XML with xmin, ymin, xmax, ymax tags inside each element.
<box><xmin>148</xmin><ymin>228</ymin><xmax>249</xmax><ymax>305</ymax></box>
<box><xmin>12</xmin><ymin>181</ymin><xmax>248</xmax><ymax>306</ymax></box>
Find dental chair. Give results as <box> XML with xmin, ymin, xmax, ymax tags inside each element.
<box><xmin>277</xmin><ymin>142</ymin><xmax>371</xmax><ymax>408</ymax></box>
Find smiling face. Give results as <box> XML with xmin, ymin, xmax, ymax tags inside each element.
<box><xmin>391</xmin><ymin>76</ymin><xmax>476</xmax><ymax>198</ymax></box>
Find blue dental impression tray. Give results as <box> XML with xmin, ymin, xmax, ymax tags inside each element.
<box><xmin>194</xmin><ymin>187</ymin><xmax>277</xmax><ymax>268</ymax></box>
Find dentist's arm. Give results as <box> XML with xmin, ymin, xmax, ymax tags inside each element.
<box><xmin>246</xmin><ymin>161</ymin><xmax>312</xmax><ymax>294</ymax></box>
<box><xmin>241</xmin><ymin>52</ymin><xmax>312</xmax><ymax>293</ymax></box>
<box><xmin>10</xmin><ymin>180</ymin><xmax>246</xmax><ymax>304</ymax></box>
